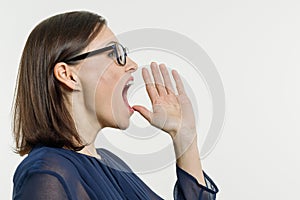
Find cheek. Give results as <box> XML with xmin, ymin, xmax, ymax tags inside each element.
<box><xmin>96</xmin><ymin>66</ymin><xmax>122</xmax><ymax>105</ymax></box>
<box><xmin>79</xmin><ymin>73</ymin><xmax>102</xmax><ymax>113</ymax></box>
<box><xmin>95</xmin><ymin>76</ymin><xmax>123</xmax><ymax>109</ymax></box>
<box><xmin>94</xmin><ymin>72</ymin><xmax>120</xmax><ymax>118</ymax></box>
<box><xmin>95</xmin><ymin>75</ymin><xmax>129</xmax><ymax>128</ymax></box>
<box><xmin>79</xmin><ymin>60</ymin><xmax>113</xmax><ymax>111</ymax></box>
<box><xmin>95</xmin><ymin>78</ymin><xmax>113</xmax><ymax>109</ymax></box>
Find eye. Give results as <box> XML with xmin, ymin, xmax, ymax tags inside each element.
<box><xmin>108</xmin><ymin>51</ymin><xmax>115</xmax><ymax>58</ymax></box>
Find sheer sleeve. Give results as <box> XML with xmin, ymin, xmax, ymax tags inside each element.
<box><xmin>16</xmin><ymin>172</ymin><xmax>68</xmax><ymax>200</ymax></box>
<box><xmin>173</xmin><ymin>165</ymin><xmax>218</xmax><ymax>200</ymax></box>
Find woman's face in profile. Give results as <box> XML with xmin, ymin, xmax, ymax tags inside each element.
<box><xmin>73</xmin><ymin>25</ymin><xmax>138</xmax><ymax>130</ymax></box>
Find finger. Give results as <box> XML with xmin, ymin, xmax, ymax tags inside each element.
<box><xmin>132</xmin><ymin>105</ymin><xmax>153</xmax><ymax>124</ymax></box>
<box><xmin>172</xmin><ymin>70</ymin><xmax>186</xmax><ymax>95</ymax></box>
<box><xmin>159</xmin><ymin>64</ymin><xmax>175</xmax><ymax>95</ymax></box>
<box><xmin>150</xmin><ymin>62</ymin><xmax>167</xmax><ymax>96</ymax></box>
<box><xmin>142</xmin><ymin>68</ymin><xmax>158</xmax><ymax>104</ymax></box>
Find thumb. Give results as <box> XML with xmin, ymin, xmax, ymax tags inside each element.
<box><xmin>132</xmin><ymin>105</ymin><xmax>153</xmax><ymax>123</ymax></box>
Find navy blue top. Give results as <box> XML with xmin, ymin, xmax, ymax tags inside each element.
<box><xmin>13</xmin><ymin>146</ymin><xmax>218</xmax><ymax>199</ymax></box>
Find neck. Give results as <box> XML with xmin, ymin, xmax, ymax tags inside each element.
<box><xmin>78</xmin><ymin>143</ymin><xmax>101</xmax><ymax>159</ymax></box>
<box><xmin>68</xmin><ymin>92</ymin><xmax>103</xmax><ymax>159</ymax></box>
<box><xmin>75</xmin><ymin>122</ymin><xmax>102</xmax><ymax>159</ymax></box>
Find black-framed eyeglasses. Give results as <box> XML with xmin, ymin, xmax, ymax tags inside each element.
<box><xmin>64</xmin><ymin>42</ymin><xmax>128</xmax><ymax>66</ymax></box>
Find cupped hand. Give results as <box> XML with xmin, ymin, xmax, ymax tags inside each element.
<box><xmin>132</xmin><ymin>62</ymin><xmax>197</xmax><ymax>140</ymax></box>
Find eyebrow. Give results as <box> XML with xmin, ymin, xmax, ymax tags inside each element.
<box><xmin>105</xmin><ymin>41</ymin><xmax>118</xmax><ymax>46</ymax></box>
<box><xmin>88</xmin><ymin>41</ymin><xmax>117</xmax><ymax>53</ymax></box>
<box><xmin>64</xmin><ymin>43</ymin><xmax>116</xmax><ymax>63</ymax></box>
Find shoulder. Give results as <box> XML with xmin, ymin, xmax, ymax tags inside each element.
<box><xmin>13</xmin><ymin>146</ymin><xmax>81</xmax><ymax>191</ymax></box>
<box><xmin>15</xmin><ymin>146</ymin><xmax>79</xmax><ymax>173</ymax></box>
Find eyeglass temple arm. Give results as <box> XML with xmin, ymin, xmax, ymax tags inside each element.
<box><xmin>64</xmin><ymin>45</ymin><xmax>114</xmax><ymax>63</ymax></box>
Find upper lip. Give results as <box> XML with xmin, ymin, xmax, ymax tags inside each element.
<box><xmin>125</xmin><ymin>76</ymin><xmax>134</xmax><ymax>86</ymax></box>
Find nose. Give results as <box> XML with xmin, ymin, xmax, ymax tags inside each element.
<box><xmin>125</xmin><ymin>57</ymin><xmax>138</xmax><ymax>72</ymax></box>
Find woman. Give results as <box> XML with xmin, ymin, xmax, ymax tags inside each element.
<box><xmin>12</xmin><ymin>11</ymin><xmax>218</xmax><ymax>199</ymax></box>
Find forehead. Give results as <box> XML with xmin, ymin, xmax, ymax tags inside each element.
<box><xmin>87</xmin><ymin>25</ymin><xmax>118</xmax><ymax>50</ymax></box>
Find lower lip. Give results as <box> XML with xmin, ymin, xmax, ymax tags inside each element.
<box><xmin>123</xmin><ymin>102</ymin><xmax>134</xmax><ymax>116</ymax></box>
<box><xmin>128</xmin><ymin>106</ymin><xmax>134</xmax><ymax>114</ymax></box>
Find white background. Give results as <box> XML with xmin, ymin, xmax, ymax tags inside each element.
<box><xmin>1</xmin><ymin>0</ymin><xmax>300</xmax><ymax>199</ymax></box>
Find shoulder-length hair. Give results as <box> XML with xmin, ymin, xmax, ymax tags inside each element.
<box><xmin>13</xmin><ymin>11</ymin><xmax>107</xmax><ymax>155</ymax></box>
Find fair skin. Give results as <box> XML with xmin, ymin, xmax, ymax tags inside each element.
<box><xmin>54</xmin><ymin>25</ymin><xmax>206</xmax><ymax>186</ymax></box>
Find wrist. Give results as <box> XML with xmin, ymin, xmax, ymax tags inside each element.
<box><xmin>172</xmin><ymin>128</ymin><xmax>198</xmax><ymax>158</ymax></box>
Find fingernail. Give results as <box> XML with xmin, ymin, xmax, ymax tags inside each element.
<box><xmin>151</xmin><ymin>62</ymin><xmax>157</xmax><ymax>67</ymax></box>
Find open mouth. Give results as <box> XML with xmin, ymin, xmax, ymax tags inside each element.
<box><xmin>122</xmin><ymin>77</ymin><xmax>134</xmax><ymax>113</ymax></box>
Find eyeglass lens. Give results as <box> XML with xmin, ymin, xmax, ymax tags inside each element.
<box><xmin>115</xmin><ymin>43</ymin><xmax>127</xmax><ymax>65</ymax></box>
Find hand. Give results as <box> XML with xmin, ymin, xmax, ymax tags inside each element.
<box><xmin>133</xmin><ymin>62</ymin><xmax>206</xmax><ymax>186</ymax></box>
<box><xmin>133</xmin><ymin>62</ymin><xmax>197</xmax><ymax>141</ymax></box>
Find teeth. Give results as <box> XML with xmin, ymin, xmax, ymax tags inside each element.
<box><xmin>126</xmin><ymin>80</ymin><xmax>134</xmax><ymax>86</ymax></box>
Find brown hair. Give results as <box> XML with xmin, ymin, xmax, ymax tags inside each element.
<box><xmin>13</xmin><ymin>11</ymin><xmax>107</xmax><ymax>155</ymax></box>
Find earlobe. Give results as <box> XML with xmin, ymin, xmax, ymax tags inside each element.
<box><xmin>53</xmin><ymin>62</ymin><xmax>80</xmax><ymax>91</ymax></box>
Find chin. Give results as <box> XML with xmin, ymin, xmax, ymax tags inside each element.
<box><xmin>116</xmin><ymin>120</ymin><xmax>130</xmax><ymax>130</ymax></box>
<box><xmin>112</xmin><ymin>107</ymin><xmax>133</xmax><ymax>130</ymax></box>
<box><xmin>102</xmin><ymin>120</ymin><xmax>129</xmax><ymax>130</ymax></box>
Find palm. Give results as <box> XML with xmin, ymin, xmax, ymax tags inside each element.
<box><xmin>133</xmin><ymin>62</ymin><xmax>196</xmax><ymax>139</ymax></box>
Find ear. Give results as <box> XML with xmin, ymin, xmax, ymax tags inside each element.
<box><xmin>53</xmin><ymin>62</ymin><xmax>80</xmax><ymax>91</ymax></box>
